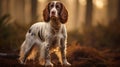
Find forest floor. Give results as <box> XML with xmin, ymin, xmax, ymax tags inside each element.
<box><xmin>0</xmin><ymin>43</ymin><xmax>120</xmax><ymax>67</ymax></box>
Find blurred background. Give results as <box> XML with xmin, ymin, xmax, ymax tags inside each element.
<box><xmin>0</xmin><ymin>0</ymin><xmax>120</xmax><ymax>67</ymax></box>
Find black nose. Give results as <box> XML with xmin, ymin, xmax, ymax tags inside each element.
<box><xmin>51</xmin><ymin>11</ymin><xmax>56</xmax><ymax>15</ymax></box>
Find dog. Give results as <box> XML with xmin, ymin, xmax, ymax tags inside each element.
<box><xmin>19</xmin><ymin>1</ymin><xmax>71</xmax><ymax>67</ymax></box>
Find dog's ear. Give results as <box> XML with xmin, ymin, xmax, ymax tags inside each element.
<box><xmin>60</xmin><ymin>3</ymin><xmax>68</xmax><ymax>24</ymax></box>
<box><xmin>43</xmin><ymin>2</ymin><xmax>50</xmax><ymax>22</ymax></box>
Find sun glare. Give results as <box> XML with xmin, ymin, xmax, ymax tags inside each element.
<box><xmin>79</xmin><ymin>0</ymin><xmax>86</xmax><ymax>6</ymax></box>
<box><xmin>38</xmin><ymin>0</ymin><xmax>44</xmax><ymax>2</ymax></box>
<box><xmin>93</xmin><ymin>0</ymin><xmax>105</xmax><ymax>9</ymax></box>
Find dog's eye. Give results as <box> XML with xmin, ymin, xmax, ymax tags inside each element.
<box><xmin>51</xmin><ymin>4</ymin><xmax>54</xmax><ymax>7</ymax></box>
<box><xmin>56</xmin><ymin>5</ymin><xmax>59</xmax><ymax>8</ymax></box>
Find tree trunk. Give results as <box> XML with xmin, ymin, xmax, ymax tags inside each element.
<box><xmin>31</xmin><ymin>0</ymin><xmax>37</xmax><ymax>24</ymax></box>
<box><xmin>108</xmin><ymin>0</ymin><xmax>119</xmax><ymax>21</ymax></box>
<box><xmin>117</xmin><ymin>0</ymin><xmax>120</xmax><ymax>19</ymax></box>
<box><xmin>0</xmin><ymin>0</ymin><xmax>2</xmax><ymax>16</ymax></box>
<box><xmin>85</xmin><ymin>0</ymin><xmax>93</xmax><ymax>27</ymax></box>
<box><xmin>75</xmin><ymin>0</ymin><xmax>80</xmax><ymax>30</ymax></box>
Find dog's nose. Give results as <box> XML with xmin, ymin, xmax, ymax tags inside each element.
<box><xmin>51</xmin><ymin>11</ymin><xmax>56</xmax><ymax>15</ymax></box>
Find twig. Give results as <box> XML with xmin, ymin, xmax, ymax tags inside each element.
<box><xmin>0</xmin><ymin>53</ymin><xmax>19</xmax><ymax>59</ymax></box>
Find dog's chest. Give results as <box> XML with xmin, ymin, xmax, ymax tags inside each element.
<box><xmin>49</xmin><ymin>34</ymin><xmax>61</xmax><ymax>49</ymax></box>
<box><xmin>48</xmin><ymin>35</ymin><xmax>60</xmax><ymax>53</ymax></box>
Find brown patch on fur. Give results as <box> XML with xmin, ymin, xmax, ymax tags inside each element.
<box><xmin>50</xmin><ymin>20</ymin><xmax>61</xmax><ymax>35</ymax></box>
<box><xmin>43</xmin><ymin>2</ymin><xmax>51</xmax><ymax>22</ymax></box>
<box><xmin>38</xmin><ymin>30</ymin><xmax>45</xmax><ymax>42</ymax></box>
<box><xmin>59</xmin><ymin>2</ymin><xmax>68</xmax><ymax>24</ymax></box>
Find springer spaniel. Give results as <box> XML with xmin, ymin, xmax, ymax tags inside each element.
<box><xmin>19</xmin><ymin>1</ymin><xmax>71</xmax><ymax>66</ymax></box>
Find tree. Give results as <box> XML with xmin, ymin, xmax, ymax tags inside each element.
<box><xmin>117</xmin><ymin>0</ymin><xmax>120</xmax><ymax>19</ymax></box>
<box><xmin>31</xmin><ymin>0</ymin><xmax>37</xmax><ymax>23</ymax></box>
<box><xmin>85</xmin><ymin>0</ymin><xmax>93</xmax><ymax>27</ymax></box>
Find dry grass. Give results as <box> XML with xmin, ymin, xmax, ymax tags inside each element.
<box><xmin>67</xmin><ymin>41</ymin><xmax>106</xmax><ymax>67</ymax></box>
<box><xmin>66</xmin><ymin>41</ymin><xmax>120</xmax><ymax>67</ymax></box>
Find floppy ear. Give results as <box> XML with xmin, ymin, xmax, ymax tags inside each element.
<box><xmin>60</xmin><ymin>3</ymin><xmax>68</xmax><ymax>24</ymax></box>
<box><xmin>43</xmin><ymin>3</ymin><xmax>50</xmax><ymax>22</ymax></box>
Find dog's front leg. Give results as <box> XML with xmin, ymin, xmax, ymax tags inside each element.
<box><xmin>60</xmin><ymin>38</ymin><xmax>71</xmax><ymax>66</ymax></box>
<box><xmin>45</xmin><ymin>43</ymin><xmax>53</xmax><ymax>67</ymax></box>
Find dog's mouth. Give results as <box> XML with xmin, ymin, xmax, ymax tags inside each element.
<box><xmin>50</xmin><ymin>16</ymin><xmax>58</xmax><ymax>21</ymax></box>
<box><xmin>50</xmin><ymin>13</ymin><xmax>58</xmax><ymax>18</ymax></box>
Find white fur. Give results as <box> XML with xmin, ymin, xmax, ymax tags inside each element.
<box><xmin>19</xmin><ymin>1</ymin><xmax>71</xmax><ymax>66</ymax></box>
<box><xmin>19</xmin><ymin>22</ymin><xmax>68</xmax><ymax>65</ymax></box>
<box><xmin>50</xmin><ymin>1</ymin><xmax>59</xmax><ymax>17</ymax></box>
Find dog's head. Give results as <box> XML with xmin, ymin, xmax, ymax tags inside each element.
<box><xmin>43</xmin><ymin>1</ymin><xmax>68</xmax><ymax>24</ymax></box>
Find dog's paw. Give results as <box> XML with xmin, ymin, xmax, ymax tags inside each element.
<box><xmin>63</xmin><ymin>59</ymin><xmax>71</xmax><ymax>66</ymax></box>
<box><xmin>18</xmin><ymin>58</ymin><xmax>26</xmax><ymax>65</ymax></box>
<box><xmin>45</xmin><ymin>61</ymin><xmax>53</xmax><ymax>67</ymax></box>
<box><xmin>19</xmin><ymin>60</ymin><xmax>25</xmax><ymax>64</ymax></box>
<box><xmin>39</xmin><ymin>59</ymin><xmax>45</xmax><ymax>66</ymax></box>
